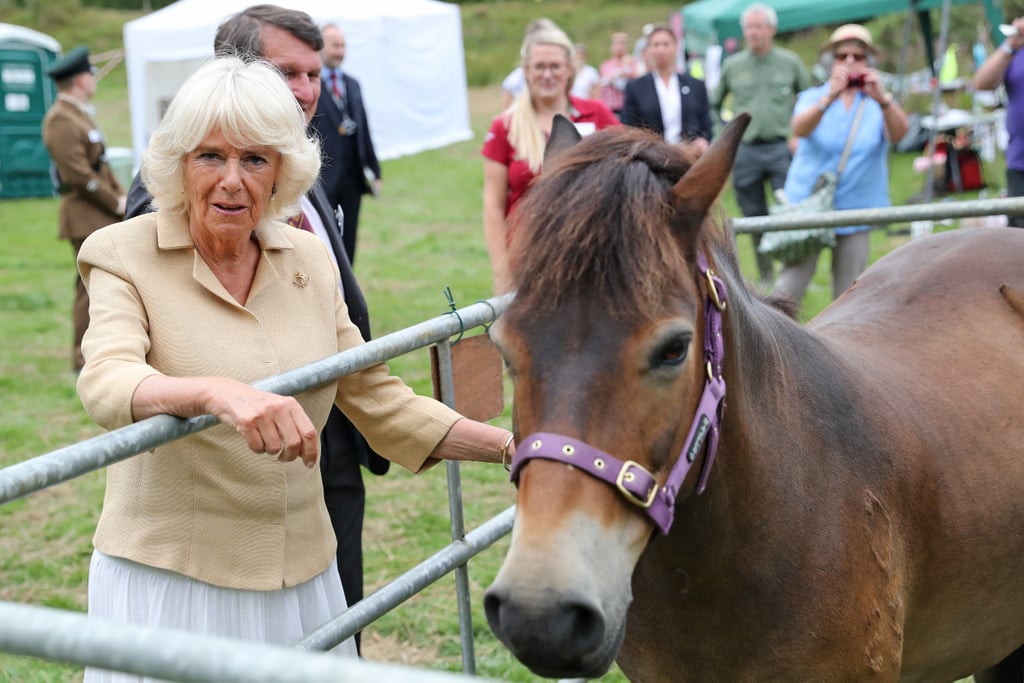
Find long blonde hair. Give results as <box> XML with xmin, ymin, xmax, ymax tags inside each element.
<box><xmin>508</xmin><ymin>25</ymin><xmax>574</xmax><ymax>173</ymax></box>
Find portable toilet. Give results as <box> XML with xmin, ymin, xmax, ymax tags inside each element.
<box><xmin>0</xmin><ymin>23</ymin><xmax>60</xmax><ymax>199</ymax></box>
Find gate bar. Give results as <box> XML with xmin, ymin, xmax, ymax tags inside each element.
<box><xmin>296</xmin><ymin>506</ymin><xmax>516</xmax><ymax>652</ymax></box>
<box><xmin>0</xmin><ymin>600</ymin><xmax>496</xmax><ymax>683</ymax></box>
<box><xmin>0</xmin><ymin>297</ymin><xmax>510</xmax><ymax>506</ymax></box>
<box><xmin>731</xmin><ymin>196</ymin><xmax>1024</xmax><ymax>233</ymax></box>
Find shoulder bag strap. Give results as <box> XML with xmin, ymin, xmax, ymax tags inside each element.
<box><xmin>836</xmin><ymin>97</ymin><xmax>867</xmax><ymax>178</ymax></box>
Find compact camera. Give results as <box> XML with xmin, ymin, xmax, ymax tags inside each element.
<box><xmin>847</xmin><ymin>73</ymin><xmax>866</xmax><ymax>88</ymax></box>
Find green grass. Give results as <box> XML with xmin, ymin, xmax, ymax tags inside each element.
<box><xmin>0</xmin><ymin>2</ymin><xmax>1008</xmax><ymax>680</ymax></box>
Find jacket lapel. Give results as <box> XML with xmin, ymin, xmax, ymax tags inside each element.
<box><xmin>307</xmin><ymin>182</ymin><xmax>371</xmax><ymax>341</ymax></box>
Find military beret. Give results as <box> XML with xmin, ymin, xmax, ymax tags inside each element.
<box><xmin>47</xmin><ymin>46</ymin><xmax>95</xmax><ymax>81</ymax></box>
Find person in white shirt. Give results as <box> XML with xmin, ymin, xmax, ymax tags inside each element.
<box><xmin>570</xmin><ymin>43</ymin><xmax>600</xmax><ymax>100</ymax></box>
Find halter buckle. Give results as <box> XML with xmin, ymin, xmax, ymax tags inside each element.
<box><xmin>616</xmin><ymin>460</ymin><xmax>658</xmax><ymax>508</ymax></box>
<box><xmin>705</xmin><ymin>268</ymin><xmax>726</xmax><ymax>311</ymax></box>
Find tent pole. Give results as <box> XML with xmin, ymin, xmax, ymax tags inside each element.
<box><xmin>895</xmin><ymin>1</ymin><xmax>916</xmax><ymax>100</ymax></box>
<box><xmin>922</xmin><ymin>0</ymin><xmax>954</xmax><ymax>203</ymax></box>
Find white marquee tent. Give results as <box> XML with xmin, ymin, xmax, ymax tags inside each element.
<box><xmin>123</xmin><ymin>0</ymin><xmax>471</xmax><ymax>169</ymax></box>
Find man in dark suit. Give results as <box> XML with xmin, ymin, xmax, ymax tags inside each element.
<box><xmin>123</xmin><ymin>5</ymin><xmax>388</xmax><ymax>644</ymax></box>
<box><xmin>311</xmin><ymin>23</ymin><xmax>381</xmax><ymax>265</ymax></box>
<box><xmin>620</xmin><ymin>24</ymin><xmax>713</xmax><ymax>152</ymax></box>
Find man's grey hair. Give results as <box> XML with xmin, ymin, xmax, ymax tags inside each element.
<box><xmin>741</xmin><ymin>3</ymin><xmax>779</xmax><ymax>29</ymax></box>
<box><xmin>214</xmin><ymin>4</ymin><xmax>324</xmax><ymax>60</ymax></box>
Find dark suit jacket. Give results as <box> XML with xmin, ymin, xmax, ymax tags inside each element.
<box><xmin>123</xmin><ymin>172</ymin><xmax>389</xmax><ymax>476</ymax></box>
<box><xmin>311</xmin><ymin>72</ymin><xmax>381</xmax><ymax>203</ymax></box>
<box><xmin>306</xmin><ymin>181</ymin><xmax>389</xmax><ymax>477</ymax></box>
<box><xmin>621</xmin><ymin>72</ymin><xmax>713</xmax><ymax>142</ymax></box>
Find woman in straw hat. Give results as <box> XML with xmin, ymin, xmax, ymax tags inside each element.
<box><xmin>773</xmin><ymin>24</ymin><xmax>909</xmax><ymax>304</ymax></box>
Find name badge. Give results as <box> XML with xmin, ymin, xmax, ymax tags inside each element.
<box><xmin>88</xmin><ymin>129</ymin><xmax>104</xmax><ymax>143</ymax></box>
<box><xmin>574</xmin><ymin>122</ymin><xmax>596</xmax><ymax>137</ymax></box>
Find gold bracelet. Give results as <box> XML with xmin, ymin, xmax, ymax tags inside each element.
<box><xmin>498</xmin><ymin>432</ymin><xmax>515</xmax><ymax>471</ymax></box>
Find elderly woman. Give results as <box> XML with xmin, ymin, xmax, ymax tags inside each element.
<box><xmin>77</xmin><ymin>57</ymin><xmax>513</xmax><ymax>679</ymax></box>
<box><xmin>772</xmin><ymin>24</ymin><xmax>909</xmax><ymax>304</ymax></box>
<box><xmin>482</xmin><ymin>24</ymin><xmax>619</xmax><ymax>294</ymax></box>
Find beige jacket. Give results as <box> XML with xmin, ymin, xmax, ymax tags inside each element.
<box><xmin>77</xmin><ymin>211</ymin><xmax>459</xmax><ymax>590</ymax></box>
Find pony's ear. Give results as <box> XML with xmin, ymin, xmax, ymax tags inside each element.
<box><xmin>544</xmin><ymin>115</ymin><xmax>583</xmax><ymax>164</ymax></box>
<box><xmin>671</xmin><ymin>113</ymin><xmax>751</xmax><ymax>217</ymax></box>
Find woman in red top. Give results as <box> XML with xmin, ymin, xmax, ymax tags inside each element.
<box><xmin>482</xmin><ymin>24</ymin><xmax>619</xmax><ymax>294</ymax></box>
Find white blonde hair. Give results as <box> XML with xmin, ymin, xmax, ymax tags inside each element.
<box><xmin>508</xmin><ymin>25</ymin><xmax>575</xmax><ymax>173</ymax></box>
<box><xmin>741</xmin><ymin>3</ymin><xmax>778</xmax><ymax>29</ymax></box>
<box><xmin>142</xmin><ymin>56</ymin><xmax>320</xmax><ymax>220</ymax></box>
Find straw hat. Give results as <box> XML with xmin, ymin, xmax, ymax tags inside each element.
<box><xmin>822</xmin><ymin>24</ymin><xmax>881</xmax><ymax>56</ymax></box>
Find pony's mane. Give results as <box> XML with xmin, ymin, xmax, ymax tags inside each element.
<box><xmin>509</xmin><ymin>126</ymin><xmax>733</xmax><ymax>316</ymax></box>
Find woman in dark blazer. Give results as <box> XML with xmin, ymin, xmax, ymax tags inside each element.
<box><xmin>620</xmin><ymin>25</ymin><xmax>712</xmax><ymax>149</ymax></box>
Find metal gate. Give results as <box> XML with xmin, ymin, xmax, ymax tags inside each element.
<box><xmin>2</xmin><ymin>196</ymin><xmax>1023</xmax><ymax>680</ymax></box>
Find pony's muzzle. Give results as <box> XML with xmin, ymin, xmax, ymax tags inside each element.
<box><xmin>484</xmin><ymin>584</ymin><xmax>616</xmax><ymax>678</ymax></box>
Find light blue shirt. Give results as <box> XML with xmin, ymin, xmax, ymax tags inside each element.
<box><xmin>322</xmin><ymin>68</ymin><xmax>346</xmax><ymax>98</ymax></box>
<box><xmin>785</xmin><ymin>85</ymin><xmax>890</xmax><ymax>235</ymax></box>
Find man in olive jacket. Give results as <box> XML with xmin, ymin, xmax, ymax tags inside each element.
<box><xmin>42</xmin><ymin>45</ymin><xmax>127</xmax><ymax>371</ymax></box>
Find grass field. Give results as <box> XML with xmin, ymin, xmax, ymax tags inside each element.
<box><xmin>0</xmin><ymin>2</ymin><xmax>1006</xmax><ymax>681</ymax></box>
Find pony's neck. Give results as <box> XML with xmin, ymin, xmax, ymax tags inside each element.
<box><xmin>705</xmin><ymin>242</ymin><xmax>846</xmax><ymax>483</ymax></box>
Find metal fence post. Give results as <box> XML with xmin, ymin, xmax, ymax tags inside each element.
<box><xmin>434</xmin><ymin>336</ymin><xmax>477</xmax><ymax>674</ymax></box>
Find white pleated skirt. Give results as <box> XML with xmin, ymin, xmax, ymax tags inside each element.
<box><xmin>84</xmin><ymin>550</ymin><xmax>357</xmax><ymax>682</ymax></box>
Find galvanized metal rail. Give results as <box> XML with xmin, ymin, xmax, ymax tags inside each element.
<box><xmin>0</xmin><ymin>600</ymin><xmax>496</xmax><ymax>683</ymax></box>
<box><xmin>731</xmin><ymin>196</ymin><xmax>1024</xmax><ymax>232</ymax></box>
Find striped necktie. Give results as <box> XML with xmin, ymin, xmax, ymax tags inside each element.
<box><xmin>329</xmin><ymin>71</ymin><xmax>343</xmax><ymax>104</ymax></box>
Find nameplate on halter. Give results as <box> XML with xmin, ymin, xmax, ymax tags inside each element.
<box><xmin>430</xmin><ymin>333</ymin><xmax>505</xmax><ymax>422</ymax></box>
<box><xmin>685</xmin><ymin>415</ymin><xmax>711</xmax><ymax>463</ymax></box>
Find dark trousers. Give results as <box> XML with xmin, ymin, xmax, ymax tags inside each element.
<box><xmin>1007</xmin><ymin>169</ymin><xmax>1024</xmax><ymax>227</ymax></box>
<box><xmin>733</xmin><ymin>140</ymin><xmax>793</xmax><ymax>283</ymax></box>
<box><xmin>320</xmin><ymin>406</ymin><xmax>368</xmax><ymax>653</ymax></box>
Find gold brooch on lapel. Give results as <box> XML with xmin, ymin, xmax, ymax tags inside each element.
<box><xmin>293</xmin><ymin>272</ymin><xmax>309</xmax><ymax>288</ymax></box>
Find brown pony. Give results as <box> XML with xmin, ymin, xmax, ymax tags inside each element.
<box><xmin>484</xmin><ymin>115</ymin><xmax>1024</xmax><ymax>681</ymax></box>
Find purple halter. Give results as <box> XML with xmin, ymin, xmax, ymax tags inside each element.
<box><xmin>509</xmin><ymin>251</ymin><xmax>727</xmax><ymax>535</ymax></box>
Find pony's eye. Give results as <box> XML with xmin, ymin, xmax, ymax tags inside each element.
<box><xmin>655</xmin><ymin>336</ymin><xmax>690</xmax><ymax>367</ymax></box>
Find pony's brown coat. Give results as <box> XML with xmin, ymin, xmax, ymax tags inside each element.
<box><xmin>486</xmin><ymin>118</ymin><xmax>1024</xmax><ymax>682</ymax></box>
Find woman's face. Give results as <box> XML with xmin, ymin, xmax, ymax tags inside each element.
<box><xmin>525</xmin><ymin>43</ymin><xmax>571</xmax><ymax>101</ymax></box>
<box><xmin>610</xmin><ymin>35</ymin><xmax>628</xmax><ymax>58</ymax></box>
<box><xmin>183</xmin><ymin>128</ymin><xmax>281</xmax><ymax>241</ymax></box>
<box><xmin>647</xmin><ymin>29</ymin><xmax>677</xmax><ymax>72</ymax></box>
<box><xmin>831</xmin><ymin>41</ymin><xmax>869</xmax><ymax>76</ymax></box>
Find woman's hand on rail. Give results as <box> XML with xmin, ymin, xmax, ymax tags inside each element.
<box><xmin>132</xmin><ymin>375</ymin><xmax>320</xmax><ymax>467</ymax></box>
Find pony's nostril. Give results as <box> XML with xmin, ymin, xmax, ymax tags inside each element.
<box><xmin>551</xmin><ymin>600</ymin><xmax>605</xmax><ymax>653</ymax></box>
<box><xmin>483</xmin><ymin>587</ymin><xmax>507</xmax><ymax>635</ymax></box>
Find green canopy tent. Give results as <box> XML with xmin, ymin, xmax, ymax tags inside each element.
<box><xmin>682</xmin><ymin>0</ymin><xmax>1004</xmax><ymax>72</ymax></box>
